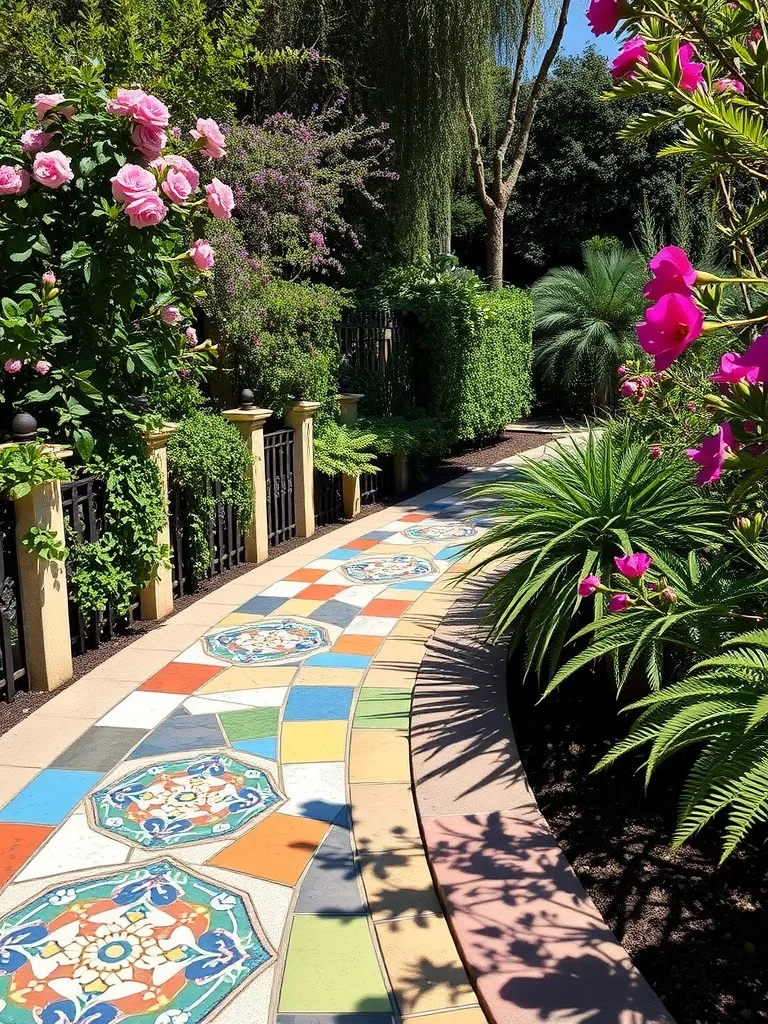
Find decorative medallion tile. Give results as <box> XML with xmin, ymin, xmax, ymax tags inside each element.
<box><xmin>404</xmin><ymin>524</ymin><xmax>479</xmax><ymax>541</ymax></box>
<box><xmin>90</xmin><ymin>753</ymin><xmax>281</xmax><ymax>849</ymax></box>
<box><xmin>203</xmin><ymin>617</ymin><xmax>331</xmax><ymax>666</ymax></box>
<box><xmin>340</xmin><ymin>554</ymin><xmax>437</xmax><ymax>585</ymax></box>
<box><xmin>0</xmin><ymin>859</ymin><xmax>272</xmax><ymax>1024</ymax></box>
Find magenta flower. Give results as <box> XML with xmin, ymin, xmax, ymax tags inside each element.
<box><xmin>714</xmin><ymin>78</ymin><xmax>745</xmax><ymax>94</ymax></box>
<box><xmin>687</xmin><ymin>422</ymin><xmax>740</xmax><ymax>485</ymax></box>
<box><xmin>586</xmin><ymin>0</ymin><xmax>624</xmax><ymax>36</ymax></box>
<box><xmin>0</xmin><ymin>165</ymin><xmax>30</xmax><ymax>196</ymax></box>
<box><xmin>4</xmin><ymin>359</ymin><xmax>22</xmax><ymax>374</ymax></box>
<box><xmin>620</xmin><ymin>379</ymin><xmax>639</xmax><ymax>398</ymax></box>
<box><xmin>650</xmin><ymin>446</ymin><xmax>662</xmax><ymax>459</ymax></box>
<box><xmin>644</xmin><ymin>245</ymin><xmax>697</xmax><ymax>301</ymax></box>
<box><xmin>611</xmin><ymin>37</ymin><xmax>649</xmax><ymax>80</ymax></box>
<box><xmin>609</xmin><ymin>593</ymin><xmax>632</xmax><ymax>613</ymax></box>
<box><xmin>161</xmin><ymin>305</ymin><xmax>181</xmax><ymax>324</ymax></box>
<box><xmin>617</xmin><ymin>364</ymin><xmax>629</xmax><ymax>376</ymax></box>
<box><xmin>34</xmin><ymin>360</ymin><xmax>52</xmax><ymax>375</ymax></box>
<box><xmin>711</xmin><ymin>330</ymin><xmax>768</xmax><ymax>385</ymax></box>
<box><xmin>309</xmin><ymin>230</ymin><xmax>326</xmax><ymax>249</ymax></box>
<box><xmin>185</xmin><ymin>326</ymin><xmax>198</xmax><ymax>347</ymax></box>
<box><xmin>678</xmin><ymin>42</ymin><xmax>705</xmax><ymax>92</ymax></box>
<box><xmin>578</xmin><ymin>575</ymin><xmax>601</xmax><ymax>597</ymax></box>
<box><xmin>42</xmin><ymin>271</ymin><xmax>56</xmax><ymax>286</ymax></box>
<box><xmin>615</xmin><ymin>552</ymin><xmax>652</xmax><ymax>578</ymax></box>
<box><xmin>636</xmin><ymin>292</ymin><xmax>704</xmax><ymax>371</ymax></box>
<box><xmin>687</xmin><ymin>402</ymin><xmax>697</xmax><ymax>412</ymax></box>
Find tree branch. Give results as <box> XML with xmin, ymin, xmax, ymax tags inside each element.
<box><xmin>462</xmin><ymin>82</ymin><xmax>494</xmax><ymax>215</ymax></box>
<box><xmin>494</xmin><ymin>0</ymin><xmax>538</xmax><ymax>190</ymax></box>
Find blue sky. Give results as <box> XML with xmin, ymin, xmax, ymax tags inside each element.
<box><xmin>560</xmin><ymin>0</ymin><xmax>619</xmax><ymax>59</ymax></box>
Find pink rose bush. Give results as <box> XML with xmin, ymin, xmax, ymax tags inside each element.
<box><xmin>190</xmin><ymin>118</ymin><xmax>227</xmax><ymax>159</ymax></box>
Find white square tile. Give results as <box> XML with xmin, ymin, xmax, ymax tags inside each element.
<box><xmin>316</xmin><ymin>569</ymin><xmax>349</xmax><ymax>586</ymax></box>
<box><xmin>260</xmin><ymin>581</ymin><xmax>308</xmax><ymax>598</ymax></box>
<box><xmin>185</xmin><ymin>688</ymin><xmax>288</xmax><ymax>713</ymax></box>
<box><xmin>16</xmin><ymin>812</ymin><xmax>130</xmax><ymax>882</ymax></box>
<box><xmin>281</xmin><ymin>762</ymin><xmax>346</xmax><ymax>823</ymax></box>
<box><xmin>183</xmin><ymin>695</ymin><xmax>253</xmax><ymax>716</ymax></box>
<box><xmin>347</xmin><ymin>615</ymin><xmax>397</xmax><ymax>637</ymax></box>
<box><xmin>95</xmin><ymin>691</ymin><xmax>185</xmax><ymax>729</ymax></box>
<box><xmin>173</xmin><ymin>641</ymin><xmax>228</xmax><ymax>668</ymax></box>
<box><xmin>334</xmin><ymin>584</ymin><xmax>389</xmax><ymax>607</ymax></box>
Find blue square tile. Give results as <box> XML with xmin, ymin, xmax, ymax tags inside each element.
<box><xmin>0</xmin><ymin>769</ymin><xmax>103</xmax><ymax>825</ymax></box>
<box><xmin>285</xmin><ymin>686</ymin><xmax>355</xmax><ymax>721</ymax></box>
<box><xmin>435</xmin><ymin>545</ymin><xmax>466</xmax><ymax>562</ymax></box>
<box><xmin>310</xmin><ymin>600</ymin><xmax>359</xmax><ymax>628</ymax></box>
<box><xmin>325</xmin><ymin>547</ymin><xmax>360</xmax><ymax>561</ymax></box>
<box><xmin>364</xmin><ymin>530</ymin><xmax>396</xmax><ymax>541</ymax></box>
<box><xmin>233</xmin><ymin>737</ymin><xmax>278</xmax><ymax>760</ymax></box>
<box><xmin>236</xmin><ymin>595</ymin><xmax>287</xmax><ymax>616</ymax></box>
<box><xmin>305</xmin><ymin>652</ymin><xmax>372</xmax><ymax>670</ymax></box>
<box><xmin>390</xmin><ymin>579</ymin><xmax>433</xmax><ymax>591</ymax></box>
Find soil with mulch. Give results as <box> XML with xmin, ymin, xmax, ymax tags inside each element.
<box><xmin>513</xmin><ymin>667</ymin><xmax>768</xmax><ymax>1024</ymax></box>
<box><xmin>0</xmin><ymin>429</ymin><xmax>553</xmax><ymax>737</ymax></box>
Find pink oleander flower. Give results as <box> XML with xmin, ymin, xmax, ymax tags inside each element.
<box><xmin>749</xmin><ymin>27</ymin><xmax>763</xmax><ymax>49</ymax></box>
<box><xmin>123</xmin><ymin>191</ymin><xmax>167</xmax><ymax>228</ymax></box>
<box><xmin>34</xmin><ymin>360</ymin><xmax>52</xmax><ymax>375</ymax></box>
<box><xmin>189</xmin><ymin>239</ymin><xmax>215</xmax><ymax>270</ymax></box>
<box><xmin>636</xmin><ymin>292</ymin><xmax>705</xmax><ymax>371</ymax></box>
<box><xmin>650</xmin><ymin>446</ymin><xmax>662</xmax><ymax>459</ymax></box>
<box><xmin>644</xmin><ymin>245</ymin><xmax>697</xmax><ymax>301</ymax></box>
<box><xmin>620</xmin><ymin>380</ymin><xmax>639</xmax><ymax>398</ymax></box>
<box><xmin>106</xmin><ymin>88</ymin><xmax>146</xmax><ymax>117</ymax></box>
<box><xmin>205</xmin><ymin>178</ymin><xmax>234</xmax><ymax>219</ymax></box>
<box><xmin>0</xmin><ymin>165</ymin><xmax>30</xmax><ymax>196</ymax></box>
<box><xmin>132</xmin><ymin>93</ymin><xmax>170</xmax><ymax>129</ymax></box>
<box><xmin>678</xmin><ymin>42</ymin><xmax>705</xmax><ymax>92</ymax></box>
<box><xmin>714</xmin><ymin>77</ymin><xmax>745</xmax><ymax>94</ymax></box>
<box><xmin>132</xmin><ymin>124</ymin><xmax>167</xmax><ymax>160</ymax></box>
<box><xmin>152</xmin><ymin>155</ymin><xmax>200</xmax><ymax>191</ymax></box>
<box><xmin>32</xmin><ymin>150</ymin><xmax>73</xmax><ymax>189</ymax></box>
<box><xmin>609</xmin><ymin>593</ymin><xmax>632</xmax><ymax>613</ymax></box>
<box><xmin>190</xmin><ymin>118</ymin><xmax>226</xmax><ymax>159</ymax></box>
<box><xmin>687</xmin><ymin>401</ymin><xmax>697</xmax><ymax>412</ymax></box>
<box><xmin>20</xmin><ymin>129</ymin><xmax>54</xmax><ymax>154</ymax></box>
<box><xmin>615</xmin><ymin>552</ymin><xmax>652</xmax><ymax>578</ymax></box>
<box><xmin>744</xmin><ymin>420</ymin><xmax>756</xmax><ymax>432</ymax></box>
<box><xmin>161</xmin><ymin>305</ymin><xmax>181</xmax><ymax>324</ymax></box>
<box><xmin>611</xmin><ymin>37</ymin><xmax>649</xmax><ymax>80</ymax></box>
<box><xmin>661</xmin><ymin>587</ymin><xmax>678</xmax><ymax>603</ymax></box>
<box><xmin>586</xmin><ymin>0</ymin><xmax>623</xmax><ymax>35</ymax></box>
<box><xmin>42</xmin><ymin>270</ymin><xmax>56</xmax><ymax>286</ymax></box>
<box><xmin>162</xmin><ymin>168</ymin><xmax>194</xmax><ymax>204</ymax></box>
<box><xmin>578</xmin><ymin>574</ymin><xmax>601</xmax><ymax>598</ymax></box>
<box><xmin>687</xmin><ymin>422</ymin><xmax>740</xmax><ymax>485</ymax></box>
<box><xmin>111</xmin><ymin>163</ymin><xmax>157</xmax><ymax>204</ymax></box>
<box><xmin>4</xmin><ymin>359</ymin><xmax>22</xmax><ymax>374</ymax></box>
<box><xmin>711</xmin><ymin>330</ymin><xmax>768</xmax><ymax>385</ymax></box>
<box><xmin>185</xmin><ymin>326</ymin><xmax>198</xmax><ymax>347</ymax></box>
<box><xmin>34</xmin><ymin>92</ymin><xmax>75</xmax><ymax>119</ymax></box>
<box><xmin>618</xmin><ymin>364</ymin><xmax>629</xmax><ymax>376</ymax></box>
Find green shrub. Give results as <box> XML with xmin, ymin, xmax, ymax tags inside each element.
<box><xmin>314</xmin><ymin>421</ymin><xmax>379</xmax><ymax>477</ymax></box>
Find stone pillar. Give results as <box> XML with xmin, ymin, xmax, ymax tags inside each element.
<box><xmin>394</xmin><ymin>451</ymin><xmax>409</xmax><ymax>494</ymax></box>
<box><xmin>284</xmin><ymin>400</ymin><xmax>321</xmax><ymax>539</ymax></box>
<box><xmin>223</xmin><ymin>395</ymin><xmax>272</xmax><ymax>564</ymax></box>
<box><xmin>12</xmin><ymin>444</ymin><xmax>73</xmax><ymax>692</ymax></box>
<box><xmin>140</xmin><ymin>425</ymin><xmax>177</xmax><ymax>622</ymax></box>
<box><xmin>338</xmin><ymin>392</ymin><xmax>364</xmax><ymax>426</ymax></box>
<box><xmin>338</xmin><ymin>393</ymin><xmax>364</xmax><ymax>519</ymax></box>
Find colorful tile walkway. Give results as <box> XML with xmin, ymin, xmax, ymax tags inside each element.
<box><xmin>0</xmin><ymin>456</ymin><xmax>534</xmax><ymax>1024</ymax></box>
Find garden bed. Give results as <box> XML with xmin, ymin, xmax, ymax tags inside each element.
<box><xmin>513</xmin><ymin>668</ymin><xmax>768</xmax><ymax>1024</ymax></box>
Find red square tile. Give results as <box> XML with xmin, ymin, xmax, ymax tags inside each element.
<box><xmin>363</xmin><ymin>598</ymin><xmax>412</xmax><ymax>618</ymax></box>
<box><xmin>139</xmin><ymin>663</ymin><xmax>221</xmax><ymax>694</ymax></box>
<box><xmin>0</xmin><ymin>824</ymin><xmax>53</xmax><ymax>887</ymax></box>
<box><xmin>301</xmin><ymin>584</ymin><xmax>346</xmax><ymax>602</ymax></box>
<box><xmin>401</xmin><ymin>513</ymin><xmax>429</xmax><ymax>523</ymax></box>
<box><xmin>333</xmin><ymin>634</ymin><xmax>383</xmax><ymax>656</ymax></box>
<box><xmin>286</xmin><ymin>568</ymin><xmax>327</xmax><ymax>583</ymax></box>
<box><xmin>347</xmin><ymin>538</ymin><xmax>379</xmax><ymax>550</ymax></box>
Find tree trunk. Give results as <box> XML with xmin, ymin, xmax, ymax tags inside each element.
<box><xmin>485</xmin><ymin>205</ymin><xmax>505</xmax><ymax>289</ymax></box>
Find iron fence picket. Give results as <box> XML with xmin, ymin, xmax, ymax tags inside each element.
<box><xmin>264</xmin><ymin>427</ymin><xmax>296</xmax><ymax>546</ymax></box>
<box><xmin>0</xmin><ymin>501</ymin><xmax>26</xmax><ymax>702</ymax></box>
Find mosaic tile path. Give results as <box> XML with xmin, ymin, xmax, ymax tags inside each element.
<box><xmin>0</xmin><ymin>454</ymin><xmax>541</xmax><ymax>1024</ymax></box>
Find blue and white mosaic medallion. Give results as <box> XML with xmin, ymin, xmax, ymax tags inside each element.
<box><xmin>404</xmin><ymin>523</ymin><xmax>479</xmax><ymax>541</ymax></box>
<box><xmin>341</xmin><ymin>553</ymin><xmax>436</xmax><ymax>584</ymax></box>
<box><xmin>203</xmin><ymin>616</ymin><xmax>331</xmax><ymax>665</ymax></box>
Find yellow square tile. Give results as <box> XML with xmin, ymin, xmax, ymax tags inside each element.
<box><xmin>358</xmin><ymin>849</ymin><xmax>442</xmax><ymax>921</ymax></box>
<box><xmin>389</xmin><ymin>616</ymin><xmax>438</xmax><ymax>642</ymax></box>
<box><xmin>198</xmin><ymin>666</ymin><xmax>297</xmax><ymax>693</ymax></box>
<box><xmin>350</xmin><ymin>783</ymin><xmax>421</xmax><ymax>852</ymax></box>
<box><xmin>363</xmin><ymin>666</ymin><xmax>418</xmax><ymax>690</ymax></box>
<box><xmin>376</xmin><ymin>638</ymin><xmax>427</xmax><ymax>669</ymax></box>
<box><xmin>281</xmin><ymin>721</ymin><xmax>348</xmax><ymax>763</ymax></box>
<box><xmin>350</xmin><ymin>730</ymin><xmax>410</xmax><ymax>783</ymax></box>
<box><xmin>212</xmin><ymin>611</ymin><xmax>264</xmax><ymax>628</ymax></box>
<box><xmin>278</xmin><ymin>598</ymin><xmax>323</xmax><ymax>616</ymax></box>
<box><xmin>402</xmin><ymin>1008</ymin><xmax>484</xmax><ymax>1024</ymax></box>
<box><xmin>294</xmin><ymin>667</ymin><xmax>364</xmax><ymax>687</ymax></box>
<box><xmin>405</xmin><ymin>592</ymin><xmax>455</xmax><ymax>618</ymax></box>
<box><xmin>376</xmin><ymin>587</ymin><xmax>420</xmax><ymax>605</ymax></box>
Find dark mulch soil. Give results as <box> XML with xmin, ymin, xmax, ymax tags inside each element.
<box><xmin>0</xmin><ymin>429</ymin><xmax>553</xmax><ymax>737</ymax></box>
<box><xmin>513</xmin><ymin>668</ymin><xmax>768</xmax><ymax>1024</ymax></box>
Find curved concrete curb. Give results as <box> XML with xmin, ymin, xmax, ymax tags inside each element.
<box><xmin>410</xmin><ymin>586</ymin><xmax>675</xmax><ymax>1024</ymax></box>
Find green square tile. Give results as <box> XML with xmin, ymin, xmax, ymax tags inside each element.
<box><xmin>279</xmin><ymin>916</ymin><xmax>390</xmax><ymax>1011</ymax></box>
<box><xmin>220</xmin><ymin>707</ymin><xmax>279</xmax><ymax>742</ymax></box>
<box><xmin>353</xmin><ymin>688</ymin><xmax>412</xmax><ymax>730</ymax></box>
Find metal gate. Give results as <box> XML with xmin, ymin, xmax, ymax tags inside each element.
<box><xmin>265</xmin><ymin>428</ymin><xmax>296</xmax><ymax>546</ymax></box>
<box><xmin>0</xmin><ymin>501</ymin><xmax>26</xmax><ymax>701</ymax></box>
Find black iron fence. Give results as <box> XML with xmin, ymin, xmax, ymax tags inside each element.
<box><xmin>314</xmin><ymin>470</ymin><xmax>343</xmax><ymax>528</ymax></box>
<box><xmin>62</xmin><ymin>476</ymin><xmax>140</xmax><ymax>657</ymax></box>
<box><xmin>169</xmin><ymin>480</ymin><xmax>247</xmax><ymax>600</ymax></box>
<box><xmin>0</xmin><ymin>501</ymin><xmax>26</xmax><ymax>702</ymax></box>
<box><xmin>360</xmin><ymin>454</ymin><xmax>396</xmax><ymax>506</ymax></box>
<box><xmin>337</xmin><ymin>311</ymin><xmax>417</xmax><ymax>417</ymax></box>
<box><xmin>265</xmin><ymin>427</ymin><xmax>296</xmax><ymax>546</ymax></box>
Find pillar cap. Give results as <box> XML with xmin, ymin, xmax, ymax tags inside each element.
<box><xmin>223</xmin><ymin>407</ymin><xmax>272</xmax><ymax>427</ymax></box>
<box><xmin>285</xmin><ymin>400</ymin><xmax>321</xmax><ymax>419</ymax></box>
<box><xmin>337</xmin><ymin>393</ymin><xmax>365</xmax><ymax>403</ymax></box>
<box><xmin>144</xmin><ymin>423</ymin><xmax>178</xmax><ymax>450</ymax></box>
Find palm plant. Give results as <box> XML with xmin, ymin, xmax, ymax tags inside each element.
<box><xmin>532</xmin><ymin>240</ymin><xmax>648</xmax><ymax>413</ymax></box>
<box><xmin>463</xmin><ymin>423</ymin><xmax>728</xmax><ymax>681</ymax></box>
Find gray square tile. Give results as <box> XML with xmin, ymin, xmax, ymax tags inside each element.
<box><xmin>50</xmin><ymin>726</ymin><xmax>147</xmax><ymax>771</ymax></box>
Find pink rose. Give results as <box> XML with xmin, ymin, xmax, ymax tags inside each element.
<box><xmin>0</xmin><ymin>165</ymin><xmax>30</xmax><ymax>196</ymax></box>
<box><xmin>34</xmin><ymin>93</ymin><xmax>75</xmax><ymax>119</ymax></box>
<box><xmin>587</xmin><ymin>0</ymin><xmax>624</xmax><ymax>36</ymax></box>
<box><xmin>156</xmin><ymin>155</ymin><xmax>200</xmax><ymax>191</ymax></box>
<box><xmin>614</xmin><ymin>552</ymin><xmax>652</xmax><ymax>578</ymax></box>
<box><xmin>162</xmin><ymin>167</ymin><xmax>193</xmax><ymax>204</ymax></box>
<box><xmin>611</xmin><ymin>37</ymin><xmax>649</xmax><ymax>80</ymax></box>
<box><xmin>106</xmin><ymin>88</ymin><xmax>147</xmax><ymax>117</ymax></box>
<box><xmin>132</xmin><ymin>124</ymin><xmax>167</xmax><ymax>160</ymax></box>
<box><xmin>161</xmin><ymin>305</ymin><xmax>181</xmax><ymax>324</ymax></box>
<box><xmin>34</xmin><ymin>360</ymin><xmax>52</xmax><ymax>375</ymax></box>
<box><xmin>636</xmin><ymin>292</ymin><xmax>705</xmax><ymax>371</ymax></box>
<box><xmin>649</xmin><ymin>446</ymin><xmax>662</xmax><ymax>459</ymax></box>
<box><xmin>620</xmin><ymin>380</ymin><xmax>639</xmax><ymax>398</ymax></box>
<box><xmin>609</xmin><ymin>593</ymin><xmax>632</xmax><ymax>613</ymax></box>
<box><xmin>132</xmin><ymin>93</ymin><xmax>170</xmax><ymax>129</ymax></box>
<box><xmin>678</xmin><ymin>42</ymin><xmax>705</xmax><ymax>93</ymax></box>
<box><xmin>32</xmin><ymin>150</ymin><xmax>74</xmax><ymax>189</ymax></box>
<box><xmin>711</xmin><ymin>331</ymin><xmax>768</xmax><ymax>385</ymax></box>
<box><xmin>185</xmin><ymin>326</ymin><xmax>198</xmax><ymax>347</ymax></box>
<box><xmin>123</xmin><ymin>191</ymin><xmax>167</xmax><ymax>229</ymax></box>
<box><xmin>687</xmin><ymin>422</ymin><xmax>739</xmax><ymax>485</ymax></box>
<box><xmin>714</xmin><ymin>77</ymin><xmax>745</xmax><ymax>94</ymax></box>
<box><xmin>111</xmin><ymin>163</ymin><xmax>157</xmax><ymax>204</ymax></box>
<box><xmin>42</xmin><ymin>271</ymin><xmax>56</xmax><ymax>286</ymax></box>
<box><xmin>190</xmin><ymin>118</ymin><xmax>227</xmax><ymax>159</ymax></box>
<box><xmin>205</xmin><ymin>178</ymin><xmax>234</xmax><ymax>219</ymax></box>
<box><xmin>4</xmin><ymin>359</ymin><xmax>22</xmax><ymax>374</ymax></box>
<box><xmin>189</xmin><ymin>238</ymin><xmax>215</xmax><ymax>270</ymax></box>
<box><xmin>20</xmin><ymin>129</ymin><xmax>55</xmax><ymax>154</ymax></box>
<box><xmin>644</xmin><ymin>245</ymin><xmax>698</xmax><ymax>300</ymax></box>
<box><xmin>577</xmin><ymin>575</ymin><xmax>601</xmax><ymax>597</ymax></box>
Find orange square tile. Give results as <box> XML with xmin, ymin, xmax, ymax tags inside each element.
<box><xmin>0</xmin><ymin>824</ymin><xmax>53</xmax><ymax>886</ymax></box>
<box><xmin>139</xmin><ymin>663</ymin><xmax>221</xmax><ymax>693</ymax></box>
<box><xmin>401</xmin><ymin>513</ymin><xmax>429</xmax><ymax>522</ymax></box>
<box><xmin>286</xmin><ymin>568</ymin><xmax>327</xmax><ymax>583</ymax></box>
<box><xmin>363</xmin><ymin>598</ymin><xmax>412</xmax><ymax>618</ymax></box>
<box><xmin>301</xmin><ymin>584</ymin><xmax>346</xmax><ymax>602</ymax></box>
<box><xmin>333</xmin><ymin>634</ymin><xmax>383</xmax><ymax>656</ymax></box>
<box><xmin>209</xmin><ymin>812</ymin><xmax>329</xmax><ymax>885</ymax></box>
<box><xmin>347</xmin><ymin>538</ymin><xmax>379</xmax><ymax>550</ymax></box>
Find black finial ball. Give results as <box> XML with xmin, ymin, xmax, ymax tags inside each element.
<box><xmin>240</xmin><ymin>388</ymin><xmax>255</xmax><ymax>409</ymax></box>
<box><xmin>11</xmin><ymin>411</ymin><xmax>37</xmax><ymax>444</ymax></box>
<box><xmin>339</xmin><ymin>376</ymin><xmax>352</xmax><ymax>394</ymax></box>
